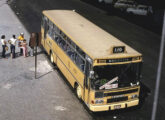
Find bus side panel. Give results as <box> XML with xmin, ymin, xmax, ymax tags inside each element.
<box><xmin>56</xmin><ymin>44</ymin><xmax>85</xmax><ymax>88</ymax></box>
<box><xmin>51</xmin><ymin>40</ymin><xmax>58</xmax><ymax>64</ymax></box>
<box><xmin>52</xmin><ymin>51</ymin><xmax>57</xmax><ymax>63</ymax></box>
<box><xmin>56</xmin><ymin>57</ymin><xmax>85</xmax><ymax>101</ymax></box>
<box><xmin>45</xmin><ymin>37</ymin><xmax>52</xmax><ymax>55</ymax></box>
<box><xmin>56</xmin><ymin>57</ymin><xmax>75</xmax><ymax>88</ymax></box>
<box><xmin>41</xmin><ymin>28</ymin><xmax>45</xmax><ymax>48</ymax></box>
<box><xmin>43</xmin><ymin>35</ymin><xmax>85</xmax><ymax>99</ymax></box>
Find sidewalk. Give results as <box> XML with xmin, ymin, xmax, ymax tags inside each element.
<box><xmin>0</xmin><ymin>0</ymin><xmax>29</xmax><ymax>58</ymax></box>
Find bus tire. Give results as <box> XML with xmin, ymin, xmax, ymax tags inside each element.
<box><xmin>50</xmin><ymin>52</ymin><xmax>54</xmax><ymax>64</ymax></box>
<box><xmin>76</xmin><ymin>84</ymin><xmax>82</xmax><ymax>100</ymax></box>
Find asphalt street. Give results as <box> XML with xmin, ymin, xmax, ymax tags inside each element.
<box><xmin>0</xmin><ymin>0</ymin><xmax>165</xmax><ymax>120</ymax></box>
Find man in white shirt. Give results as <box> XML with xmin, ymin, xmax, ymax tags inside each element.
<box><xmin>1</xmin><ymin>35</ymin><xmax>7</xmax><ymax>58</ymax></box>
<box><xmin>10</xmin><ymin>35</ymin><xmax>17</xmax><ymax>58</ymax></box>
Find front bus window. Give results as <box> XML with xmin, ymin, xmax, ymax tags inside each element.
<box><xmin>91</xmin><ymin>62</ymin><xmax>142</xmax><ymax>90</ymax></box>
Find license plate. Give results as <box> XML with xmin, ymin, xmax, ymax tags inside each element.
<box><xmin>114</xmin><ymin>105</ymin><xmax>121</xmax><ymax>109</ymax></box>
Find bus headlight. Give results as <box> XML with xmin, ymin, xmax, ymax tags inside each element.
<box><xmin>131</xmin><ymin>94</ymin><xmax>138</xmax><ymax>99</ymax></box>
<box><xmin>95</xmin><ymin>92</ymin><xmax>104</xmax><ymax>98</ymax></box>
<box><xmin>133</xmin><ymin>56</ymin><xmax>141</xmax><ymax>61</ymax></box>
<box><xmin>95</xmin><ymin>99</ymin><xmax>104</xmax><ymax>104</ymax></box>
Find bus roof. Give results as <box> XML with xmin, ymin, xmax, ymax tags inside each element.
<box><xmin>43</xmin><ymin>10</ymin><xmax>142</xmax><ymax>59</ymax></box>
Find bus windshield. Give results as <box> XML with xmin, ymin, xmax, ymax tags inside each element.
<box><xmin>91</xmin><ymin>63</ymin><xmax>142</xmax><ymax>90</ymax></box>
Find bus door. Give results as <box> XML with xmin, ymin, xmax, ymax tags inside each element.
<box><xmin>84</xmin><ymin>61</ymin><xmax>91</xmax><ymax>104</ymax></box>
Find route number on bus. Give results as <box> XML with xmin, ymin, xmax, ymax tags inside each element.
<box><xmin>113</xmin><ymin>46</ymin><xmax>125</xmax><ymax>53</ymax></box>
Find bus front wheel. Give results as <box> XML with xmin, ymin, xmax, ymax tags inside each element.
<box><xmin>76</xmin><ymin>84</ymin><xmax>82</xmax><ymax>100</ymax></box>
<box><xmin>50</xmin><ymin>52</ymin><xmax>54</xmax><ymax>64</ymax></box>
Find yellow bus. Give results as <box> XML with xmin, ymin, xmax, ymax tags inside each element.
<box><xmin>41</xmin><ymin>10</ymin><xmax>143</xmax><ymax>112</ymax></box>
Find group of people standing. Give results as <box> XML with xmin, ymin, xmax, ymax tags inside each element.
<box><xmin>1</xmin><ymin>33</ymin><xmax>36</xmax><ymax>59</ymax></box>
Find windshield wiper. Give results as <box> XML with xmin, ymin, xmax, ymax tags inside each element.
<box><xmin>99</xmin><ymin>76</ymin><xmax>119</xmax><ymax>90</ymax></box>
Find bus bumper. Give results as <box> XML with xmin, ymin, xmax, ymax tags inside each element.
<box><xmin>89</xmin><ymin>99</ymin><xmax>139</xmax><ymax>112</ymax></box>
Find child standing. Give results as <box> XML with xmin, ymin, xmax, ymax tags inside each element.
<box><xmin>21</xmin><ymin>39</ymin><xmax>28</xmax><ymax>57</ymax></box>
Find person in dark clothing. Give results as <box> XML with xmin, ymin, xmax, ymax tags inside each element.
<box><xmin>29</xmin><ymin>33</ymin><xmax>37</xmax><ymax>56</ymax></box>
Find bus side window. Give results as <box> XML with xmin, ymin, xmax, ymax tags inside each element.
<box><xmin>51</xmin><ymin>24</ymin><xmax>56</xmax><ymax>39</ymax></box>
<box><xmin>42</xmin><ymin>15</ymin><xmax>47</xmax><ymax>28</ymax></box>
<box><xmin>71</xmin><ymin>41</ymin><xmax>76</xmax><ymax>49</ymax></box>
<box><xmin>70</xmin><ymin>53</ymin><xmax>75</xmax><ymax>61</ymax></box>
<box><xmin>48</xmin><ymin>21</ymin><xmax>54</xmax><ymax>38</ymax></box>
<box><xmin>75</xmin><ymin>54</ymin><xmax>85</xmax><ymax>72</ymax></box>
<box><xmin>76</xmin><ymin>46</ymin><xmax>85</xmax><ymax>59</ymax></box>
<box><xmin>44</xmin><ymin>17</ymin><xmax>49</xmax><ymax>39</ymax></box>
<box><xmin>67</xmin><ymin>46</ymin><xmax>73</xmax><ymax>56</ymax></box>
<box><xmin>54</xmin><ymin>24</ymin><xmax>60</xmax><ymax>35</ymax></box>
<box><xmin>59</xmin><ymin>39</ymin><xmax>66</xmax><ymax>50</ymax></box>
<box><xmin>54</xmin><ymin>36</ymin><xmax>59</xmax><ymax>42</ymax></box>
<box><xmin>46</xmin><ymin>19</ymin><xmax>50</xmax><ymax>34</ymax></box>
<box><xmin>57</xmin><ymin>37</ymin><xmax>62</xmax><ymax>45</ymax></box>
<box><xmin>61</xmin><ymin>32</ymin><xmax>66</xmax><ymax>39</ymax></box>
<box><xmin>63</xmin><ymin>43</ymin><xmax>68</xmax><ymax>51</ymax></box>
<box><xmin>80</xmin><ymin>64</ymin><xmax>85</xmax><ymax>72</ymax></box>
<box><xmin>59</xmin><ymin>30</ymin><xmax>62</xmax><ymax>35</ymax></box>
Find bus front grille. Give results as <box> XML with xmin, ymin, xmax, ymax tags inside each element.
<box><xmin>104</xmin><ymin>88</ymin><xmax>138</xmax><ymax>97</ymax></box>
<box><xmin>107</xmin><ymin>96</ymin><xmax>128</xmax><ymax>103</ymax></box>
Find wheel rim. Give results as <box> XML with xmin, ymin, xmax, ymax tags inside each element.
<box><xmin>50</xmin><ymin>53</ymin><xmax>54</xmax><ymax>63</ymax></box>
<box><xmin>76</xmin><ymin>85</ymin><xmax>81</xmax><ymax>99</ymax></box>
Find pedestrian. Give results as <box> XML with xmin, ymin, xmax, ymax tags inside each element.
<box><xmin>21</xmin><ymin>39</ymin><xmax>28</xmax><ymax>57</ymax></box>
<box><xmin>18</xmin><ymin>33</ymin><xmax>24</xmax><ymax>55</ymax></box>
<box><xmin>1</xmin><ymin>35</ymin><xmax>8</xmax><ymax>58</ymax></box>
<box><xmin>9</xmin><ymin>35</ymin><xmax>17</xmax><ymax>58</ymax></box>
<box><xmin>29</xmin><ymin>33</ymin><xmax>36</xmax><ymax>56</ymax></box>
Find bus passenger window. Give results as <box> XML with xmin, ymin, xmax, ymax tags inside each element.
<box><xmin>80</xmin><ymin>62</ymin><xmax>85</xmax><ymax>72</ymax></box>
<box><xmin>59</xmin><ymin>30</ymin><xmax>62</xmax><ymax>35</ymax></box>
<box><xmin>75</xmin><ymin>55</ymin><xmax>85</xmax><ymax>72</ymax></box>
<box><xmin>76</xmin><ymin>46</ymin><xmax>85</xmax><ymax>58</ymax></box>
<box><xmin>59</xmin><ymin>39</ymin><xmax>66</xmax><ymax>49</ymax></box>
<box><xmin>55</xmin><ymin>26</ymin><xmax>60</xmax><ymax>34</ymax></box>
<box><xmin>48</xmin><ymin>21</ymin><xmax>53</xmax><ymax>36</ymax></box>
<box><xmin>41</xmin><ymin>15</ymin><xmax>44</xmax><ymax>27</ymax></box>
<box><xmin>66</xmin><ymin>45</ymin><xmax>71</xmax><ymax>52</ymax></box>
<box><xmin>42</xmin><ymin>16</ymin><xmax>47</xmax><ymax>28</ymax></box>
<box><xmin>71</xmin><ymin>53</ymin><xmax>75</xmax><ymax>61</ymax></box>
<box><xmin>63</xmin><ymin>44</ymin><xmax>68</xmax><ymax>51</ymax></box>
<box><xmin>80</xmin><ymin>64</ymin><xmax>84</xmax><ymax>72</ymax></box>
<box><xmin>67</xmin><ymin>50</ymin><xmax>74</xmax><ymax>57</ymax></box>
<box><xmin>55</xmin><ymin>36</ymin><xmax>59</xmax><ymax>42</ymax></box>
<box><xmin>61</xmin><ymin>32</ymin><xmax>66</xmax><ymax>39</ymax></box>
<box><xmin>57</xmin><ymin>37</ymin><xmax>62</xmax><ymax>45</ymax></box>
<box><xmin>67</xmin><ymin>38</ymin><xmax>71</xmax><ymax>45</ymax></box>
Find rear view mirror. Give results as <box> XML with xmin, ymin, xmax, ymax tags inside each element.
<box><xmin>89</xmin><ymin>71</ymin><xmax>94</xmax><ymax>79</ymax></box>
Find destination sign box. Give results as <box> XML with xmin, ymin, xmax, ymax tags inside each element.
<box><xmin>113</xmin><ymin>46</ymin><xmax>125</xmax><ymax>53</ymax></box>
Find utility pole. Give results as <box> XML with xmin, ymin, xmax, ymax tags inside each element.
<box><xmin>35</xmin><ymin>32</ymin><xmax>39</xmax><ymax>79</ymax></box>
<box><xmin>35</xmin><ymin>44</ymin><xmax>37</xmax><ymax>79</ymax></box>
<box><xmin>151</xmin><ymin>10</ymin><xmax>165</xmax><ymax>120</ymax></box>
